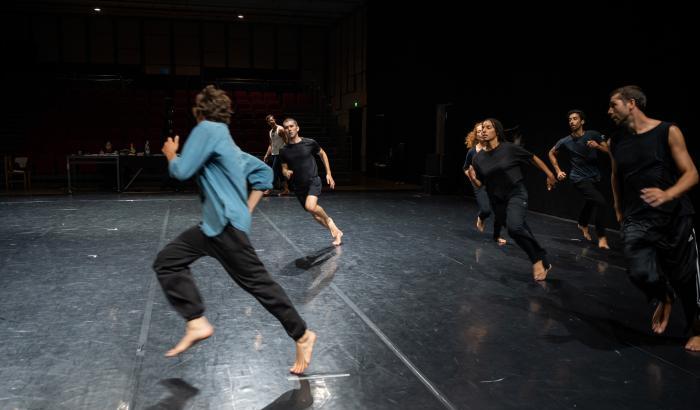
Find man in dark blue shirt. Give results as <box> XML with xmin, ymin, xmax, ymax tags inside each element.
<box><xmin>548</xmin><ymin>109</ymin><xmax>611</xmax><ymax>249</ymax></box>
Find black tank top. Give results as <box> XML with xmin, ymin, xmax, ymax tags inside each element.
<box><xmin>610</xmin><ymin>121</ymin><xmax>694</xmax><ymax>218</ymax></box>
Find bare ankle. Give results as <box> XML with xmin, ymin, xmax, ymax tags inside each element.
<box><xmin>297</xmin><ymin>329</ymin><xmax>314</xmax><ymax>342</ymax></box>
<box><xmin>188</xmin><ymin>316</ymin><xmax>207</xmax><ymax>325</ymax></box>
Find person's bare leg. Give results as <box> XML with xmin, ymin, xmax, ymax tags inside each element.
<box><xmin>327</xmin><ymin>218</ymin><xmax>343</xmax><ymax>246</ymax></box>
<box><xmin>290</xmin><ymin>329</ymin><xmax>317</xmax><ymax>374</ymax></box>
<box><xmin>651</xmin><ymin>297</ymin><xmax>673</xmax><ymax>334</ymax></box>
<box><xmin>577</xmin><ymin>224</ymin><xmax>592</xmax><ymax>241</ymax></box>
<box><xmin>165</xmin><ymin>316</ymin><xmax>214</xmax><ymax>357</ymax></box>
<box><xmin>305</xmin><ymin>196</ymin><xmax>328</xmax><ymax>227</ymax></box>
<box><xmin>476</xmin><ymin>216</ymin><xmax>485</xmax><ymax>232</ymax></box>
<box><xmin>306</xmin><ymin>196</ymin><xmax>342</xmax><ymax>245</ymax></box>
<box><xmin>685</xmin><ymin>335</ymin><xmax>700</xmax><ymax>351</ymax></box>
<box><xmin>598</xmin><ymin>236</ymin><xmax>610</xmax><ymax>249</ymax></box>
<box><xmin>309</xmin><ymin>212</ymin><xmax>328</xmax><ymax>227</ymax></box>
<box><xmin>532</xmin><ymin>260</ymin><xmax>552</xmax><ymax>281</ymax></box>
<box><xmin>279</xmin><ymin>181</ymin><xmax>290</xmax><ymax>196</ymax></box>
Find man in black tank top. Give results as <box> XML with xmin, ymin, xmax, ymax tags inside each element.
<box><xmin>279</xmin><ymin>117</ymin><xmax>343</xmax><ymax>246</ymax></box>
<box><xmin>608</xmin><ymin>85</ymin><xmax>700</xmax><ymax>351</ymax></box>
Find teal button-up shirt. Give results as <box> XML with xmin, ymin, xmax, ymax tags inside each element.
<box><xmin>169</xmin><ymin>120</ymin><xmax>272</xmax><ymax>236</ymax></box>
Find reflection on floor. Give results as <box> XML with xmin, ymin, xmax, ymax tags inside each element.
<box><xmin>1</xmin><ymin>192</ymin><xmax>698</xmax><ymax>409</ymax></box>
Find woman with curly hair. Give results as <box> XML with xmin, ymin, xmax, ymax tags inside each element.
<box><xmin>463</xmin><ymin>122</ymin><xmax>506</xmax><ymax>245</ymax></box>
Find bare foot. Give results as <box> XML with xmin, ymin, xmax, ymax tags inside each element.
<box><xmin>685</xmin><ymin>335</ymin><xmax>700</xmax><ymax>351</ymax></box>
<box><xmin>165</xmin><ymin>317</ymin><xmax>214</xmax><ymax>357</ymax></box>
<box><xmin>577</xmin><ymin>224</ymin><xmax>592</xmax><ymax>241</ymax></box>
<box><xmin>328</xmin><ymin>218</ymin><xmax>343</xmax><ymax>246</ymax></box>
<box><xmin>290</xmin><ymin>330</ymin><xmax>317</xmax><ymax>375</ymax></box>
<box><xmin>332</xmin><ymin>229</ymin><xmax>344</xmax><ymax>246</ymax></box>
<box><xmin>532</xmin><ymin>261</ymin><xmax>551</xmax><ymax>281</ymax></box>
<box><xmin>651</xmin><ymin>299</ymin><xmax>672</xmax><ymax>334</ymax></box>
<box><xmin>495</xmin><ymin>237</ymin><xmax>507</xmax><ymax>246</ymax></box>
<box><xmin>598</xmin><ymin>236</ymin><xmax>610</xmax><ymax>249</ymax></box>
<box><xmin>476</xmin><ymin>217</ymin><xmax>485</xmax><ymax>232</ymax></box>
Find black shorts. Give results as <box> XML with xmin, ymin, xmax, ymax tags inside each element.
<box><xmin>294</xmin><ymin>176</ymin><xmax>322</xmax><ymax>209</ymax></box>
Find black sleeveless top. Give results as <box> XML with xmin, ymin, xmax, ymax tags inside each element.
<box><xmin>610</xmin><ymin>121</ymin><xmax>693</xmax><ymax>218</ymax></box>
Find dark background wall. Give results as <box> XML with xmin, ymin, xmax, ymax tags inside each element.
<box><xmin>0</xmin><ymin>13</ymin><xmax>309</xmax><ymax>175</ymax></box>
<box><xmin>1</xmin><ymin>1</ymin><xmax>698</xmax><ymax>228</ymax></box>
<box><xmin>0</xmin><ymin>2</ymin><xmax>366</xmax><ymax>182</ymax></box>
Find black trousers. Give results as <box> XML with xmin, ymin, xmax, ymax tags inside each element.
<box><xmin>473</xmin><ymin>183</ymin><xmax>504</xmax><ymax>240</ymax></box>
<box><xmin>152</xmin><ymin>225</ymin><xmax>307</xmax><ymax>340</ymax></box>
<box><xmin>473</xmin><ymin>183</ymin><xmax>492</xmax><ymax>220</ymax></box>
<box><xmin>621</xmin><ymin>213</ymin><xmax>700</xmax><ymax>334</ymax></box>
<box><xmin>492</xmin><ymin>183</ymin><xmax>548</xmax><ymax>265</ymax></box>
<box><xmin>573</xmin><ymin>180</ymin><xmax>609</xmax><ymax>238</ymax></box>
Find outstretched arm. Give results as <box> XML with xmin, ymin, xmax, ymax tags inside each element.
<box><xmin>608</xmin><ymin>142</ymin><xmax>623</xmax><ymax>223</ymax></box>
<box><xmin>548</xmin><ymin>147</ymin><xmax>567</xmax><ymax>181</ymax></box>
<box><xmin>263</xmin><ymin>143</ymin><xmax>272</xmax><ymax>162</ymax></box>
<box><xmin>586</xmin><ymin>139</ymin><xmax>609</xmax><ymax>153</ymax></box>
<box><xmin>164</xmin><ymin>127</ymin><xmax>215</xmax><ymax>180</ymax></box>
<box><xmin>282</xmin><ymin>162</ymin><xmax>293</xmax><ymax>180</ymax></box>
<box><xmin>248</xmin><ymin>190</ymin><xmax>264</xmax><ymax>214</ymax></box>
<box><xmin>531</xmin><ymin>154</ymin><xmax>557</xmax><ymax>191</ymax></box>
<box><xmin>470</xmin><ymin>162</ymin><xmax>485</xmax><ymax>188</ymax></box>
<box><xmin>640</xmin><ymin>125</ymin><xmax>698</xmax><ymax>207</ymax></box>
<box><xmin>278</xmin><ymin>126</ymin><xmax>289</xmax><ymax>144</ymax></box>
<box><xmin>319</xmin><ymin>148</ymin><xmax>335</xmax><ymax>189</ymax></box>
<box><xmin>466</xmin><ymin>165</ymin><xmax>481</xmax><ymax>187</ymax></box>
<box><xmin>242</xmin><ymin>151</ymin><xmax>273</xmax><ymax>212</ymax></box>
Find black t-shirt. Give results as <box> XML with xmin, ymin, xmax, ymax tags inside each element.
<box><xmin>473</xmin><ymin>142</ymin><xmax>534</xmax><ymax>201</ymax></box>
<box><xmin>610</xmin><ymin>121</ymin><xmax>694</xmax><ymax>218</ymax></box>
<box><xmin>463</xmin><ymin>146</ymin><xmax>478</xmax><ymax>170</ymax></box>
<box><xmin>279</xmin><ymin>137</ymin><xmax>321</xmax><ymax>188</ymax></box>
<box><xmin>553</xmin><ymin>130</ymin><xmax>605</xmax><ymax>182</ymax></box>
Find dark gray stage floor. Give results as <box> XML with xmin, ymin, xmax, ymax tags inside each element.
<box><xmin>1</xmin><ymin>192</ymin><xmax>699</xmax><ymax>409</ymax></box>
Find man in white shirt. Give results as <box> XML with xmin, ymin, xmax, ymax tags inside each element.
<box><xmin>263</xmin><ymin>114</ymin><xmax>289</xmax><ymax>195</ymax></box>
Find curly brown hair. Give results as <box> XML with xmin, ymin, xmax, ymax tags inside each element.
<box><xmin>464</xmin><ymin>121</ymin><xmax>482</xmax><ymax>149</ymax></box>
<box><xmin>193</xmin><ymin>85</ymin><xmax>232</xmax><ymax>124</ymax></box>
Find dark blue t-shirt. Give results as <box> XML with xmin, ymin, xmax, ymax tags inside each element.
<box><xmin>463</xmin><ymin>147</ymin><xmax>478</xmax><ymax>170</ymax></box>
<box><xmin>554</xmin><ymin>130</ymin><xmax>605</xmax><ymax>182</ymax></box>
